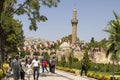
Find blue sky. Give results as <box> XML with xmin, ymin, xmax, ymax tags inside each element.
<box><xmin>15</xmin><ymin>0</ymin><xmax>120</xmax><ymax>42</ymax></box>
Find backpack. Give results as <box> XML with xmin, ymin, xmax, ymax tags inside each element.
<box><xmin>43</xmin><ymin>60</ymin><xmax>47</xmax><ymax>67</ymax></box>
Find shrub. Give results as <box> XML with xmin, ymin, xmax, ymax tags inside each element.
<box><xmin>87</xmin><ymin>72</ymin><xmax>93</xmax><ymax>77</ymax></box>
<box><xmin>3</xmin><ymin>63</ymin><xmax>9</xmax><ymax>74</ymax></box>
<box><xmin>0</xmin><ymin>69</ymin><xmax>4</xmax><ymax>79</ymax></box>
<box><xmin>3</xmin><ymin>63</ymin><xmax>9</xmax><ymax>70</ymax></box>
<box><xmin>103</xmin><ymin>75</ymin><xmax>110</xmax><ymax>80</ymax></box>
<box><xmin>56</xmin><ymin>66</ymin><xmax>78</xmax><ymax>74</ymax></box>
<box><xmin>114</xmin><ymin>72</ymin><xmax>120</xmax><ymax>75</ymax></box>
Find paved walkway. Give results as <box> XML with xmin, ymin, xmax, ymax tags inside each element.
<box><xmin>5</xmin><ymin>68</ymin><xmax>96</xmax><ymax>80</ymax></box>
<box><xmin>4</xmin><ymin>61</ymin><xmax>96</xmax><ymax>80</ymax></box>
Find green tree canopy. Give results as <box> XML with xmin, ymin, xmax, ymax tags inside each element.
<box><xmin>104</xmin><ymin>11</ymin><xmax>120</xmax><ymax>61</ymax></box>
<box><xmin>83</xmin><ymin>49</ymin><xmax>91</xmax><ymax>70</ymax></box>
<box><xmin>1</xmin><ymin>0</ymin><xmax>60</xmax><ymax>31</ymax></box>
<box><xmin>0</xmin><ymin>0</ymin><xmax>60</xmax><ymax>65</ymax></box>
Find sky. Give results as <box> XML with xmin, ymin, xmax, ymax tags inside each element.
<box><xmin>15</xmin><ymin>0</ymin><xmax>120</xmax><ymax>42</ymax></box>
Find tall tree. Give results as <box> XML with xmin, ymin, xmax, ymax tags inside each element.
<box><xmin>99</xmin><ymin>38</ymin><xmax>107</xmax><ymax>51</ymax></box>
<box><xmin>0</xmin><ymin>0</ymin><xmax>60</xmax><ymax>68</ymax></box>
<box><xmin>104</xmin><ymin>11</ymin><xmax>120</xmax><ymax>61</ymax></box>
<box><xmin>88</xmin><ymin>37</ymin><xmax>99</xmax><ymax>48</ymax></box>
<box><xmin>90</xmin><ymin>37</ymin><xmax>95</xmax><ymax>43</ymax></box>
<box><xmin>104</xmin><ymin>11</ymin><xmax>120</xmax><ymax>79</ymax></box>
<box><xmin>82</xmin><ymin>49</ymin><xmax>91</xmax><ymax>71</ymax></box>
<box><xmin>1</xmin><ymin>0</ymin><xmax>60</xmax><ymax>31</ymax></box>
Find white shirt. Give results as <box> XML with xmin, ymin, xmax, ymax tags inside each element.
<box><xmin>26</xmin><ymin>64</ymin><xmax>32</xmax><ymax>69</ymax></box>
<box><xmin>32</xmin><ymin>59</ymin><xmax>40</xmax><ymax>67</ymax></box>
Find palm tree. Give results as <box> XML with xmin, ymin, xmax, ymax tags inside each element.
<box><xmin>104</xmin><ymin>11</ymin><xmax>120</xmax><ymax>80</ymax></box>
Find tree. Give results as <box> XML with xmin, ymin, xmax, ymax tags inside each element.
<box><xmin>68</xmin><ymin>50</ymin><xmax>72</xmax><ymax>68</ymax></box>
<box><xmin>90</xmin><ymin>37</ymin><xmax>95</xmax><ymax>43</ymax></box>
<box><xmin>104</xmin><ymin>11</ymin><xmax>120</xmax><ymax>61</ymax></box>
<box><xmin>60</xmin><ymin>55</ymin><xmax>66</xmax><ymax>67</ymax></box>
<box><xmin>88</xmin><ymin>37</ymin><xmax>99</xmax><ymax>48</ymax></box>
<box><xmin>3</xmin><ymin>17</ymin><xmax>24</xmax><ymax>52</ymax></box>
<box><xmin>82</xmin><ymin>49</ymin><xmax>91</xmax><ymax>70</ymax></box>
<box><xmin>99</xmin><ymin>38</ymin><xmax>108</xmax><ymax>51</ymax></box>
<box><xmin>104</xmin><ymin>11</ymin><xmax>120</xmax><ymax>80</ymax></box>
<box><xmin>0</xmin><ymin>0</ymin><xmax>60</xmax><ymax>68</ymax></box>
<box><xmin>2</xmin><ymin>0</ymin><xmax>60</xmax><ymax>30</ymax></box>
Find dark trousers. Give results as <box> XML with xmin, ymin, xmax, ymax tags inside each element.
<box><xmin>33</xmin><ymin>67</ymin><xmax>39</xmax><ymax>80</ymax></box>
<box><xmin>42</xmin><ymin>65</ymin><xmax>49</xmax><ymax>72</ymax></box>
<box><xmin>44</xmin><ymin>66</ymin><xmax>49</xmax><ymax>72</ymax></box>
<box><xmin>51</xmin><ymin>65</ymin><xmax>55</xmax><ymax>73</ymax></box>
<box><xmin>20</xmin><ymin>71</ymin><xmax>25</xmax><ymax>80</ymax></box>
<box><xmin>13</xmin><ymin>70</ymin><xmax>19</xmax><ymax>80</ymax></box>
<box><xmin>49</xmin><ymin>64</ymin><xmax>52</xmax><ymax>72</ymax></box>
<box><xmin>42</xmin><ymin>65</ymin><xmax>44</xmax><ymax>72</ymax></box>
<box><xmin>80</xmin><ymin>66</ymin><xmax>87</xmax><ymax>76</ymax></box>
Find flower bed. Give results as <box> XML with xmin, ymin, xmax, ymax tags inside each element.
<box><xmin>56</xmin><ymin>66</ymin><xmax>120</xmax><ymax>80</ymax></box>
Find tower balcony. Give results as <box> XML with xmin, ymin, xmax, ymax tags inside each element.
<box><xmin>71</xmin><ymin>19</ymin><xmax>78</xmax><ymax>24</ymax></box>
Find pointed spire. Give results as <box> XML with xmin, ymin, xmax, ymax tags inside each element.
<box><xmin>72</xmin><ymin>7</ymin><xmax>77</xmax><ymax>20</ymax></box>
<box><xmin>73</xmin><ymin>7</ymin><xmax>77</xmax><ymax>12</ymax></box>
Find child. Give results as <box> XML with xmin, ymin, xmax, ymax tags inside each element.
<box><xmin>26</xmin><ymin>61</ymin><xmax>32</xmax><ymax>74</ymax></box>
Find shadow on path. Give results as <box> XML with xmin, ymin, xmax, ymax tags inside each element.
<box><xmin>40</xmin><ymin>72</ymin><xmax>74</xmax><ymax>80</ymax></box>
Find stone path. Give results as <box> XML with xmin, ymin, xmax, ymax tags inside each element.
<box><xmin>5</xmin><ymin>68</ymin><xmax>96</xmax><ymax>80</ymax></box>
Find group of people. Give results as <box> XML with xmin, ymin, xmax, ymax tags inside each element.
<box><xmin>8</xmin><ymin>55</ymin><xmax>56</xmax><ymax>80</ymax></box>
<box><xmin>41</xmin><ymin>56</ymin><xmax>56</xmax><ymax>73</ymax></box>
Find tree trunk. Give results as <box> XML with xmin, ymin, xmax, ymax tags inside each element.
<box><xmin>0</xmin><ymin>24</ymin><xmax>5</xmax><ymax>68</ymax></box>
<box><xmin>0</xmin><ymin>0</ymin><xmax>6</xmax><ymax>68</ymax></box>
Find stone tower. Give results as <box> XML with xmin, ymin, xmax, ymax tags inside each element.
<box><xmin>71</xmin><ymin>7</ymin><xmax>78</xmax><ymax>44</ymax></box>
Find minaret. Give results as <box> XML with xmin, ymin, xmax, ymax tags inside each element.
<box><xmin>71</xmin><ymin>7</ymin><xmax>78</xmax><ymax>44</ymax></box>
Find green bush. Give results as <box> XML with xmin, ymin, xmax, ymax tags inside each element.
<box><xmin>0</xmin><ymin>69</ymin><xmax>4</xmax><ymax>79</ymax></box>
<box><xmin>73</xmin><ymin>57</ymin><xmax>79</xmax><ymax>62</ymax></box>
<box><xmin>114</xmin><ymin>72</ymin><xmax>120</xmax><ymax>75</ymax></box>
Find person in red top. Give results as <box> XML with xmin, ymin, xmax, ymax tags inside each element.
<box><xmin>43</xmin><ymin>59</ymin><xmax>49</xmax><ymax>72</ymax></box>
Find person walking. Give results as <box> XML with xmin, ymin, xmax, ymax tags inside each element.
<box><xmin>80</xmin><ymin>59</ymin><xmax>87</xmax><ymax>76</ymax></box>
<box><xmin>25</xmin><ymin>56</ymin><xmax>31</xmax><ymax>66</ymax></box>
<box><xmin>51</xmin><ymin>57</ymin><xmax>56</xmax><ymax>73</ymax></box>
<box><xmin>26</xmin><ymin>61</ymin><xmax>32</xmax><ymax>74</ymax></box>
<box><xmin>48</xmin><ymin>58</ymin><xmax>52</xmax><ymax>72</ymax></box>
<box><xmin>43</xmin><ymin>59</ymin><xmax>49</xmax><ymax>72</ymax></box>
<box><xmin>20</xmin><ymin>63</ymin><xmax>25</xmax><ymax>80</ymax></box>
<box><xmin>31</xmin><ymin>56</ymin><xmax>40</xmax><ymax>80</ymax></box>
<box><xmin>25</xmin><ymin>61</ymin><xmax>32</xmax><ymax>80</ymax></box>
<box><xmin>41</xmin><ymin>56</ymin><xmax>45</xmax><ymax>73</ymax></box>
<box><xmin>11</xmin><ymin>55</ymin><xmax>22</xmax><ymax>80</ymax></box>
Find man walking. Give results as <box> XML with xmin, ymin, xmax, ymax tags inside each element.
<box><xmin>12</xmin><ymin>55</ymin><xmax>22</xmax><ymax>80</ymax></box>
<box><xmin>32</xmin><ymin>56</ymin><xmax>40</xmax><ymax>80</ymax></box>
<box><xmin>51</xmin><ymin>57</ymin><xmax>56</xmax><ymax>73</ymax></box>
<box><xmin>80</xmin><ymin>59</ymin><xmax>87</xmax><ymax>76</ymax></box>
